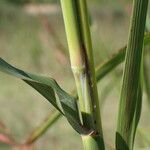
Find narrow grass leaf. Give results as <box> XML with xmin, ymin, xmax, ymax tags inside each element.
<box><xmin>0</xmin><ymin>58</ymin><xmax>93</xmax><ymax>135</ymax></box>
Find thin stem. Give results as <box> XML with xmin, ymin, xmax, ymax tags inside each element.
<box><xmin>25</xmin><ymin>111</ymin><xmax>61</xmax><ymax>145</ymax></box>
<box><xmin>143</xmin><ymin>52</ymin><xmax>150</xmax><ymax>105</ymax></box>
<box><xmin>76</xmin><ymin>0</ymin><xmax>103</xmax><ymax>134</ymax></box>
<box><xmin>61</xmin><ymin>0</ymin><xmax>104</xmax><ymax>149</ymax></box>
<box><xmin>116</xmin><ymin>0</ymin><xmax>148</xmax><ymax>149</ymax></box>
<box><xmin>96</xmin><ymin>33</ymin><xmax>150</xmax><ymax>82</ymax></box>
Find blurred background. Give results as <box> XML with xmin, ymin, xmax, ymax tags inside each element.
<box><xmin>0</xmin><ymin>0</ymin><xmax>150</xmax><ymax>149</ymax></box>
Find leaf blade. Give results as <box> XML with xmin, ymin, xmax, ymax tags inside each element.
<box><xmin>0</xmin><ymin>58</ymin><xmax>92</xmax><ymax>135</ymax></box>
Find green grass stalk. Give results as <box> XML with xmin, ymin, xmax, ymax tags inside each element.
<box><xmin>25</xmin><ymin>111</ymin><xmax>61</xmax><ymax>145</ymax></box>
<box><xmin>143</xmin><ymin>54</ymin><xmax>150</xmax><ymax>104</ymax></box>
<box><xmin>60</xmin><ymin>0</ymin><xmax>104</xmax><ymax>149</ymax></box>
<box><xmin>116</xmin><ymin>0</ymin><xmax>148</xmax><ymax>149</ymax></box>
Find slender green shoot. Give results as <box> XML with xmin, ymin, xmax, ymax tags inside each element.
<box><xmin>25</xmin><ymin>111</ymin><xmax>61</xmax><ymax>145</ymax></box>
<box><xmin>61</xmin><ymin>0</ymin><xmax>104</xmax><ymax>149</ymax></box>
<box><xmin>116</xmin><ymin>0</ymin><xmax>148</xmax><ymax>149</ymax></box>
<box><xmin>143</xmin><ymin>53</ymin><xmax>150</xmax><ymax>104</ymax></box>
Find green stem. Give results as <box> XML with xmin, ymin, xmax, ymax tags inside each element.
<box><xmin>25</xmin><ymin>111</ymin><xmax>61</xmax><ymax>145</ymax></box>
<box><xmin>61</xmin><ymin>0</ymin><xmax>104</xmax><ymax>149</ymax></box>
<box><xmin>116</xmin><ymin>0</ymin><xmax>148</xmax><ymax>149</ymax></box>
<box><xmin>81</xmin><ymin>135</ymin><xmax>104</xmax><ymax>150</ymax></box>
<box><xmin>24</xmin><ymin>33</ymin><xmax>150</xmax><ymax>146</ymax></box>
<box><xmin>143</xmin><ymin>52</ymin><xmax>150</xmax><ymax>105</ymax></box>
<box><xmin>96</xmin><ymin>33</ymin><xmax>150</xmax><ymax>82</ymax></box>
